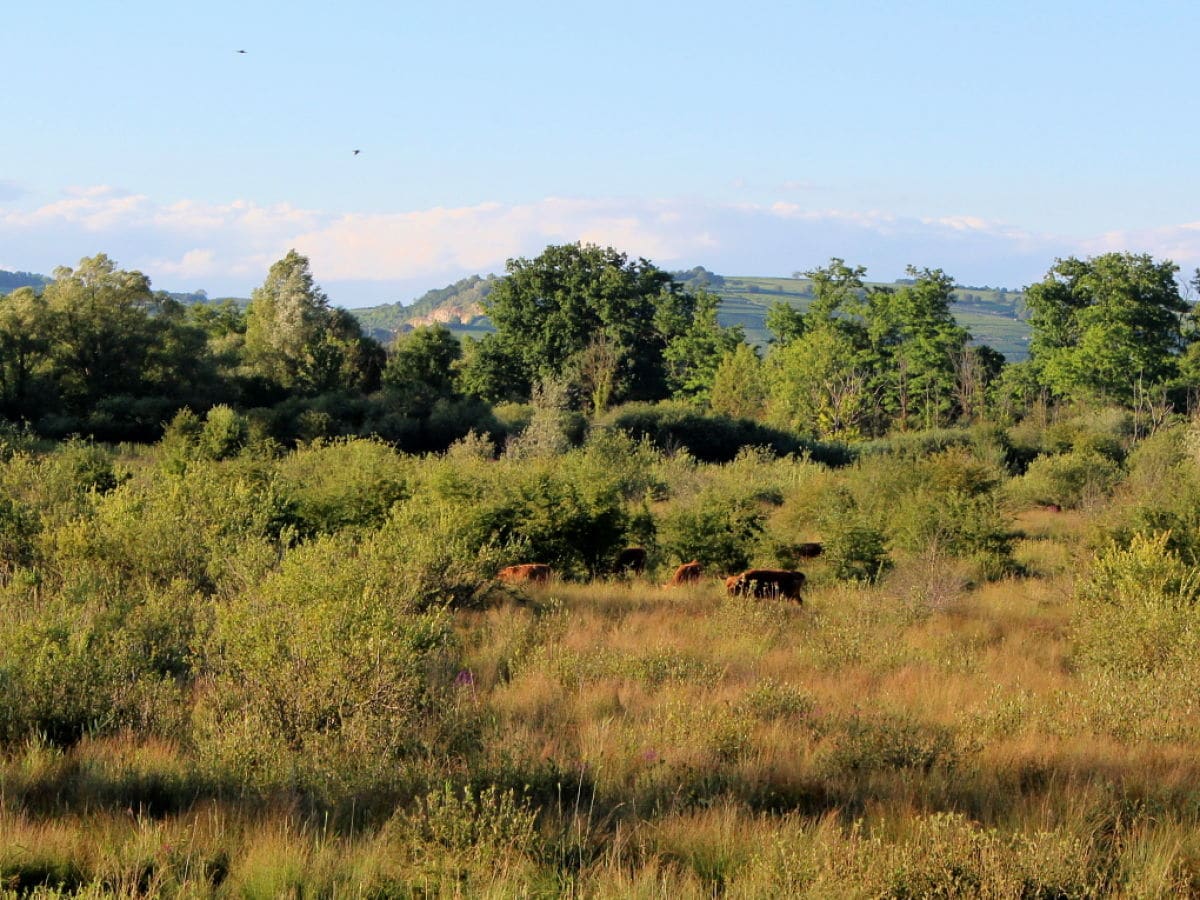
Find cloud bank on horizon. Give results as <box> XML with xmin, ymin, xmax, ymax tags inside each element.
<box><xmin>4</xmin><ymin>186</ymin><xmax>1200</xmax><ymax>306</ymax></box>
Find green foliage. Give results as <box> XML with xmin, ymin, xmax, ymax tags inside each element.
<box><xmin>196</xmin><ymin>506</ymin><xmax>498</xmax><ymax>794</ymax></box>
<box><xmin>243</xmin><ymin>250</ymin><xmax>384</xmax><ymax>395</ymax></box>
<box><xmin>455</xmin><ymin>332</ymin><xmax>532</xmax><ymax>403</ymax></box>
<box><xmin>393</xmin><ymin>783</ymin><xmax>539</xmax><ymax>856</ymax></box>
<box><xmin>863</xmin><ymin>267</ymin><xmax>972</xmax><ymax>430</ymax></box>
<box><xmin>766</xmin><ymin>326</ymin><xmax>877</xmax><ymax>439</ymax></box>
<box><xmin>1009</xmin><ymin>448</ymin><xmax>1123</xmax><ymax>510</ymax></box>
<box><xmin>822</xmin><ymin>713</ymin><xmax>959</xmax><ymax>775</ymax></box>
<box><xmin>483</xmin><ymin>243</ymin><xmax>695</xmax><ymax>405</ymax></box>
<box><xmin>708</xmin><ymin>343</ymin><xmax>767</xmax><ymax>419</ymax></box>
<box><xmin>383</xmin><ymin>323</ymin><xmax>462</xmax><ymax>416</ymax></box>
<box><xmin>463</xmin><ymin>465</ymin><xmax>628</xmax><ymax>577</ymax></box>
<box><xmin>661</xmin><ymin>488</ymin><xmax>766</xmax><ymax>573</ymax></box>
<box><xmin>160</xmin><ymin>405</ymin><xmax>251</xmax><ymax>472</ymax></box>
<box><xmin>196</xmin><ymin>536</ymin><xmax>458</xmax><ymax>796</ymax></box>
<box><xmin>0</xmin><ymin>286</ymin><xmax>53</xmax><ymax>419</ymax></box>
<box><xmin>275</xmin><ymin>438</ymin><xmax>410</xmax><ymax>536</ymax></box>
<box><xmin>47</xmin><ymin>458</ymin><xmax>292</xmax><ymax>596</ymax></box>
<box><xmin>816</xmin><ymin>491</ymin><xmax>891</xmax><ymax>583</ymax></box>
<box><xmin>1026</xmin><ymin>253</ymin><xmax>1187</xmax><ymax>404</ymax></box>
<box><xmin>1074</xmin><ymin>532</ymin><xmax>1200</xmax><ymax>676</ymax></box>
<box><xmin>502</xmin><ymin>379</ymin><xmax>583</xmax><ymax>459</ymax></box>
<box><xmin>764</xmin><ymin>300</ymin><xmax>806</xmax><ymax>345</ymax></box>
<box><xmin>599</xmin><ymin>400</ymin><xmax>852</xmax><ymax>465</ymax></box>
<box><xmin>663</xmin><ymin>290</ymin><xmax>745</xmax><ymax>406</ymax></box>
<box><xmin>0</xmin><ymin>581</ymin><xmax>198</xmax><ymax>744</ymax></box>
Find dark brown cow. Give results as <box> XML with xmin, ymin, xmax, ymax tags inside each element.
<box><xmin>497</xmin><ymin>563</ymin><xmax>552</xmax><ymax>584</ymax></box>
<box><xmin>795</xmin><ymin>542</ymin><xmax>824</xmax><ymax>559</ymax></box>
<box><xmin>615</xmin><ymin>547</ymin><xmax>648</xmax><ymax>576</ymax></box>
<box><xmin>726</xmin><ymin>568</ymin><xmax>806</xmax><ymax>602</ymax></box>
<box><xmin>666</xmin><ymin>560</ymin><xmax>703</xmax><ymax>586</ymax></box>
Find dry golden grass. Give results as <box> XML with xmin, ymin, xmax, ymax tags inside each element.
<box><xmin>8</xmin><ymin>494</ymin><xmax>1200</xmax><ymax>895</ymax></box>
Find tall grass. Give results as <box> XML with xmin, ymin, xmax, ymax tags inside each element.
<box><xmin>7</xmin><ymin>425</ymin><xmax>1200</xmax><ymax>894</ymax></box>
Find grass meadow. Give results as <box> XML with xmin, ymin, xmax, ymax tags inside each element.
<box><xmin>3</xmin><ymin>411</ymin><xmax>1200</xmax><ymax>896</ymax></box>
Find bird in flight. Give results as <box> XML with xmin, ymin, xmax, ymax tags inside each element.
<box><xmin>235</xmin><ymin>49</ymin><xmax>247</xmax><ymax>54</ymax></box>
<box><xmin>353</xmin><ymin>149</ymin><xmax>361</xmax><ymax>156</ymax></box>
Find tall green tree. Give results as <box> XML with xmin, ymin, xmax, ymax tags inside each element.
<box><xmin>766</xmin><ymin>327</ymin><xmax>877</xmax><ymax>439</ymax></box>
<box><xmin>663</xmin><ymin>290</ymin><xmax>745</xmax><ymax>406</ymax></box>
<box><xmin>483</xmin><ymin>243</ymin><xmax>696</xmax><ymax>405</ymax></box>
<box><xmin>43</xmin><ymin>254</ymin><xmax>161</xmax><ymax>408</ymax></box>
<box><xmin>709</xmin><ymin>343</ymin><xmax>767</xmax><ymax>420</ymax></box>
<box><xmin>244</xmin><ymin>250</ymin><xmax>383</xmax><ymax>394</ymax></box>
<box><xmin>804</xmin><ymin>257</ymin><xmax>868</xmax><ymax>334</ymax></box>
<box><xmin>0</xmin><ymin>287</ymin><xmax>53</xmax><ymax>418</ymax></box>
<box><xmin>861</xmin><ymin>267</ymin><xmax>971</xmax><ymax>430</ymax></box>
<box><xmin>383</xmin><ymin>324</ymin><xmax>462</xmax><ymax>416</ymax></box>
<box><xmin>1025</xmin><ymin>253</ymin><xmax>1187</xmax><ymax>404</ymax></box>
<box><xmin>765</xmin><ymin>302</ymin><xmax>806</xmax><ymax>346</ymax></box>
<box><xmin>456</xmin><ymin>333</ymin><xmax>532</xmax><ymax>403</ymax></box>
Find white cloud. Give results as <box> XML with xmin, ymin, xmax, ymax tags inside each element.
<box><xmin>5</xmin><ymin>186</ymin><xmax>1200</xmax><ymax>303</ymax></box>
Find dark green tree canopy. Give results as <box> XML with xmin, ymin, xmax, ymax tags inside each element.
<box><xmin>1025</xmin><ymin>253</ymin><xmax>1187</xmax><ymax>403</ymax></box>
<box><xmin>383</xmin><ymin>323</ymin><xmax>462</xmax><ymax>416</ymax></box>
<box><xmin>482</xmin><ymin>243</ymin><xmax>696</xmax><ymax>405</ymax></box>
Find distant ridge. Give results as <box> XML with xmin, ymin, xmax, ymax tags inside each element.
<box><xmin>0</xmin><ymin>270</ymin><xmax>51</xmax><ymax>293</ymax></box>
<box><xmin>347</xmin><ymin>269</ymin><xmax>1031</xmax><ymax>360</ymax></box>
<box><xmin>352</xmin><ymin>274</ymin><xmax>496</xmax><ymax>343</ymax></box>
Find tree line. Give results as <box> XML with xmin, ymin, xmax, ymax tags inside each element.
<box><xmin>0</xmin><ymin>244</ymin><xmax>1195</xmax><ymax>447</ymax></box>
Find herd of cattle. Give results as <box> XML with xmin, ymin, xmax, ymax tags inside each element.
<box><xmin>495</xmin><ymin>543</ymin><xmax>822</xmax><ymax>604</ymax></box>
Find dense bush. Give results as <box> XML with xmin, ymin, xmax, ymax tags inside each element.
<box><xmin>1073</xmin><ymin>532</ymin><xmax>1200</xmax><ymax>676</ymax></box>
<box><xmin>1009</xmin><ymin>447</ymin><xmax>1124</xmax><ymax>510</ymax></box>
<box><xmin>598</xmin><ymin>401</ymin><xmax>853</xmax><ymax>465</ymax></box>
<box><xmin>660</xmin><ymin>487</ymin><xmax>767</xmax><ymax>573</ymax></box>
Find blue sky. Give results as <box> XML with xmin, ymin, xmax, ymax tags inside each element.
<box><xmin>5</xmin><ymin>1</ymin><xmax>1200</xmax><ymax>305</ymax></box>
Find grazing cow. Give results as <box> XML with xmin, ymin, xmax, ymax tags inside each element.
<box><xmin>726</xmin><ymin>568</ymin><xmax>806</xmax><ymax>603</ymax></box>
<box><xmin>614</xmin><ymin>546</ymin><xmax>648</xmax><ymax>576</ymax></box>
<box><xmin>795</xmin><ymin>542</ymin><xmax>824</xmax><ymax>559</ymax></box>
<box><xmin>497</xmin><ymin>563</ymin><xmax>552</xmax><ymax>584</ymax></box>
<box><xmin>666</xmin><ymin>560</ymin><xmax>703</xmax><ymax>586</ymax></box>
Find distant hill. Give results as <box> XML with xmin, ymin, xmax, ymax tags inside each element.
<box><xmin>352</xmin><ymin>275</ymin><xmax>496</xmax><ymax>344</ymax></box>
<box><xmin>347</xmin><ymin>270</ymin><xmax>1032</xmax><ymax>360</ymax></box>
<box><xmin>0</xmin><ymin>270</ymin><xmax>51</xmax><ymax>294</ymax></box>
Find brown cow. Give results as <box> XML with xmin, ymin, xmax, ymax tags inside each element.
<box><xmin>497</xmin><ymin>563</ymin><xmax>552</xmax><ymax>584</ymax></box>
<box><xmin>666</xmin><ymin>560</ymin><xmax>702</xmax><ymax>586</ymax></box>
<box><xmin>726</xmin><ymin>568</ymin><xmax>806</xmax><ymax>602</ymax></box>
<box><xmin>614</xmin><ymin>547</ymin><xmax>648</xmax><ymax>576</ymax></box>
<box><xmin>795</xmin><ymin>542</ymin><xmax>824</xmax><ymax>559</ymax></box>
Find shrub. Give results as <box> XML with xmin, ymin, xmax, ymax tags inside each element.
<box><xmin>448</xmin><ymin>463</ymin><xmax>628</xmax><ymax>578</ymax></box>
<box><xmin>1100</xmin><ymin>424</ymin><xmax>1200</xmax><ymax>566</ymax></box>
<box><xmin>1007</xmin><ymin>448</ymin><xmax>1123</xmax><ymax>510</ymax></box>
<box><xmin>392</xmin><ymin>783</ymin><xmax>539</xmax><ymax>856</ymax></box>
<box><xmin>1073</xmin><ymin>532</ymin><xmax>1200</xmax><ymax>676</ymax></box>
<box><xmin>598</xmin><ymin>401</ymin><xmax>852</xmax><ymax>465</ymax></box>
<box><xmin>275</xmin><ymin>438</ymin><xmax>410</xmax><ymax>536</ymax></box>
<box><xmin>195</xmin><ymin>507</ymin><xmax>497</xmax><ymax>797</ymax></box>
<box><xmin>0</xmin><ymin>581</ymin><xmax>196</xmax><ymax>744</ymax></box>
<box><xmin>660</xmin><ymin>488</ymin><xmax>765</xmax><ymax>573</ymax></box>
<box><xmin>45</xmin><ymin>458</ymin><xmax>293</xmax><ymax>595</ymax></box>
<box><xmin>822</xmin><ymin>713</ymin><xmax>959</xmax><ymax>775</ymax></box>
<box><xmin>815</xmin><ymin>488</ymin><xmax>891</xmax><ymax>583</ymax></box>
